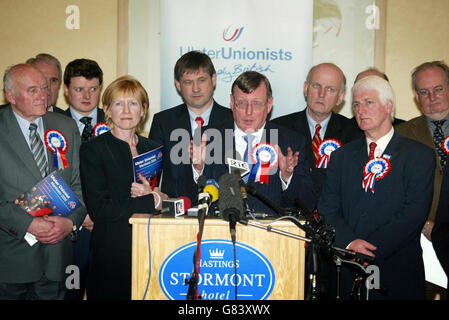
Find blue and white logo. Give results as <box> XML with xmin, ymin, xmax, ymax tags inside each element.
<box><xmin>159</xmin><ymin>239</ymin><xmax>275</xmax><ymax>300</ymax></box>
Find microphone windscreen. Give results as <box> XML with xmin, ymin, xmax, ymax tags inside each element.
<box><xmin>178</xmin><ymin>196</ymin><xmax>191</xmax><ymax>211</ymax></box>
<box><xmin>204</xmin><ymin>179</ymin><xmax>219</xmax><ymax>203</ymax></box>
<box><xmin>218</xmin><ymin>173</ymin><xmax>244</xmax><ymax>222</ymax></box>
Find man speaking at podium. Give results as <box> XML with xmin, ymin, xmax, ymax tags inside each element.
<box><xmin>318</xmin><ymin>76</ymin><xmax>435</xmax><ymax>299</ymax></box>
<box><xmin>191</xmin><ymin>71</ymin><xmax>316</xmax><ymax>214</ymax></box>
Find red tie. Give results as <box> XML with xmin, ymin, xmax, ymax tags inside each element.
<box><xmin>312</xmin><ymin>124</ymin><xmax>322</xmax><ymax>166</ymax></box>
<box><xmin>195</xmin><ymin>116</ymin><xmax>204</xmax><ymax>129</ymax></box>
<box><xmin>368</xmin><ymin>142</ymin><xmax>377</xmax><ymax>160</ymax></box>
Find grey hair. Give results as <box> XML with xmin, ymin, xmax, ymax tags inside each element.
<box><xmin>352</xmin><ymin>75</ymin><xmax>395</xmax><ymax>122</ymax></box>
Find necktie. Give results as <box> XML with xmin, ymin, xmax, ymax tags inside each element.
<box><xmin>80</xmin><ymin>116</ymin><xmax>94</xmax><ymax>142</ymax></box>
<box><xmin>243</xmin><ymin>134</ymin><xmax>255</xmax><ymax>183</ymax></box>
<box><xmin>311</xmin><ymin>124</ymin><xmax>322</xmax><ymax>166</ymax></box>
<box><xmin>29</xmin><ymin>123</ymin><xmax>48</xmax><ymax>178</ymax></box>
<box><xmin>432</xmin><ymin>120</ymin><xmax>447</xmax><ymax>168</ymax></box>
<box><xmin>195</xmin><ymin>116</ymin><xmax>204</xmax><ymax>129</ymax></box>
<box><xmin>368</xmin><ymin>142</ymin><xmax>377</xmax><ymax>160</ymax></box>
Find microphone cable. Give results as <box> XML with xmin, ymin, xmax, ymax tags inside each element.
<box><xmin>142</xmin><ymin>213</ymin><xmax>153</xmax><ymax>300</ymax></box>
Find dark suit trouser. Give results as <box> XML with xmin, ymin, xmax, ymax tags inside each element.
<box><xmin>64</xmin><ymin>227</ymin><xmax>91</xmax><ymax>300</ymax></box>
<box><xmin>0</xmin><ymin>275</ymin><xmax>66</xmax><ymax>300</ymax></box>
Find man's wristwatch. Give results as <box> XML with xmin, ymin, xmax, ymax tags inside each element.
<box><xmin>69</xmin><ymin>221</ymin><xmax>78</xmax><ymax>242</ymax></box>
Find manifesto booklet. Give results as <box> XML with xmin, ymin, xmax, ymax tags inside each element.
<box><xmin>15</xmin><ymin>171</ymin><xmax>82</xmax><ymax>217</ymax></box>
<box><xmin>132</xmin><ymin>146</ymin><xmax>163</xmax><ymax>188</ymax></box>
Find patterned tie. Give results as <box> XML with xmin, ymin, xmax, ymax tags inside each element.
<box><xmin>432</xmin><ymin>120</ymin><xmax>447</xmax><ymax>168</ymax></box>
<box><xmin>195</xmin><ymin>116</ymin><xmax>204</xmax><ymax>129</ymax></box>
<box><xmin>243</xmin><ymin>134</ymin><xmax>255</xmax><ymax>183</ymax></box>
<box><xmin>311</xmin><ymin>124</ymin><xmax>322</xmax><ymax>167</ymax></box>
<box><xmin>368</xmin><ymin>142</ymin><xmax>377</xmax><ymax>160</ymax></box>
<box><xmin>80</xmin><ymin>116</ymin><xmax>94</xmax><ymax>143</ymax></box>
<box><xmin>29</xmin><ymin>123</ymin><xmax>48</xmax><ymax>178</ymax></box>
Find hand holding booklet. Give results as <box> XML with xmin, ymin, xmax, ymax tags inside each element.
<box><xmin>132</xmin><ymin>145</ymin><xmax>163</xmax><ymax>189</ymax></box>
<box><xmin>15</xmin><ymin>171</ymin><xmax>82</xmax><ymax>246</ymax></box>
<box><xmin>15</xmin><ymin>171</ymin><xmax>82</xmax><ymax>218</ymax></box>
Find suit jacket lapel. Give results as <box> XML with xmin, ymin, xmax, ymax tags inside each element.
<box><xmin>3</xmin><ymin>108</ymin><xmax>43</xmax><ymax>181</ymax></box>
<box><xmin>42</xmin><ymin>113</ymin><xmax>58</xmax><ymax>174</ymax></box>
<box><xmin>180</xmin><ymin>104</ymin><xmax>193</xmax><ymax>138</ymax></box>
<box><xmin>324</xmin><ymin>113</ymin><xmax>342</xmax><ymax>140</ymax></box>
<box><xmin>412</xmin><ymin>115</ymin><xmax>434</xmax><ymax>148</ymax></box>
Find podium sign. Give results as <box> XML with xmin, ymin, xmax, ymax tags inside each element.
<box><xmin>159</xmin><ymin>239</ymin><xmax>275</xmax><ymax>300</ymax></box>
<box><xmin>130</xmin><ymin>214</ymin><xmax>305</xmax><ymax>300</ymax></box>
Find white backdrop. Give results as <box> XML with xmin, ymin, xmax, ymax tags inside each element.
<box><xmin>160</xmin><ymin>0</ymin><xmax>313</xmax><ymax>119</ymax></box>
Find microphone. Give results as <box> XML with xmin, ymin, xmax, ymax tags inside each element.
<box><xmin>218</xmin><ymin>173</ymin><xmax>246</xmax><ymax>241</ymax></box>
<box><xmin>233</xmin><ymin>173</ymin><xmax>251</xmax><ymax>217</ymax></box>
<box><xmin>199</xmin><ymin>179</ymin><xmax>219</xmax><ymax>205</ymax></box>
<box><xmin>198</xmin><ymin>178</ymin><xmax>219</xmax><ymax>215</ymax></box>
<box><xmin>294</xmin><ymin>198</ymin><xmax>322</xmax><ymax>227</ymax></box>
<box><xmin>161</xmin><ymin>196</ymin><xmax>192</xmax><ymax>217</ymax></box>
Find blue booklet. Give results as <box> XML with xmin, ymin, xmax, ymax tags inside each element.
<box><xmin>15</xmin><ymin>171</ymin><xmax>82</xmax><ymax>217</ymax></box>
<box><xmin>132</xmin><ymin>146</ymin><xmax>163</xmax><ymax>188</ymax></box>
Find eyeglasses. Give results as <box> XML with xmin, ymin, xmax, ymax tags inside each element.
<box><xmin>234</xmin><ymin>99</ymin><xmax>267</xmax><ymax>111</ymax></box>
<box><xmin>416</xmin><ymin>85</ymin><xmax>447</xmax><ymax>99</ymax></box>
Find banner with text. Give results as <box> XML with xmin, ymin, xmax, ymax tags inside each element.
<box><xmin>160</xmin><ymin>0</ymin><xmax>313</xmax><ymax>119</ymax></box>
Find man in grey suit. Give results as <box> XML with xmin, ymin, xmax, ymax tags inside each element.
<box><xmin>0</xmin><ymin>64</ymin><xmax>86</xmax><ymax>299</ymax></box>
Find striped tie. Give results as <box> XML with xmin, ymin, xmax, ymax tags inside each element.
<box><xmin>311</xmin><ymin>124</ymin><xmax>322</xmax><ymax>167</ymax></box>
<box><xmin>29</xmin><ymin>123</ymin><xmax>48</xmax><ymax>178</ymax></box>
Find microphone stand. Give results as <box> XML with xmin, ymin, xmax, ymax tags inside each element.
<box><xmin>186</xmin><ymin>203</ymin><xmax>208</xmax><ymax>300</ymax></box>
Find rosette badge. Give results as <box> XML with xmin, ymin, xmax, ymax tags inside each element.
<box><xmin>249</xmin><ymin>143</ymin><xmax>278</xmax><ymax>184</ymax></box>
<box><xmin>443</xmin><ymin>136</ymin><xmax>449</xmax><ymax>155</ymax></box>
<box><xmin>362</xmin><ymin>156</ymin><xmax>391</xmax><ymax>193</ymax></box>
<box><xmin>44</xmin><ymin>129</ymin><xmax>69</xmax><ymax>170</ymax></box>
<box><xmin>317</xmin><ymin>139</ymin><xmax>342</xmax><ymax>168</ymax></box>
<box><xmin>93</xmin><ymin>122</ymin><xmax>110</xmax><ymax>137</ymax></box>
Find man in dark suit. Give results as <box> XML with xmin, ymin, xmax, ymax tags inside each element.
<box><xmin>318</xmin><ymin>75</ymin><xmax>435</xmax><ymax>299</ymax></box>
<box><xmin>272</xmin><ymin>63</ymin><xmax>360</xmax><ymax>196</ymax></box>
<box><xmin>61</xmin><ymin>58</ymin><xmax>104</xmax><ymax>300</ymax></box>
<box><xmin>0</xmin><ymin>64</ymin><xmax>86</xmax><ymax>299</ymax></box>
<box><xmin>26</xmin><ymin>53</ymin><xmax>65</xmax><ymax>114</ymax></box>
<box><xmin>272</xmin><ymin>63</ymin><xmax>359</xmax><ymax>299</ymax></box>
<box><xmin>193</xmin><ymin>71</ymin><xmax>316</xmax><ymax>214</ymax></box>
<box><xmin>149</xmin><ymin>51</ymin><xmax>232</xmax><ymax>201</ymax></box>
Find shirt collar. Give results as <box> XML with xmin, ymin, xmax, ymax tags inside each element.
<box><xmin>305</xmin><ymin>107</ymin><xmax>332</xmax><ymax>137</ymax></box>
<box><xmin>69</xmin><ymin>106</ymin><xmax>98</xmax><ymax>124</ymax></box>
<box><xmin>366</xmin><ymin>126</ymin><xmax>395</xmax><ymax>157</ymax></box>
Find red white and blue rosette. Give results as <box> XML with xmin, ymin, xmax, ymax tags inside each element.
<box><xmin>93</xmin><ymin>122</ymin><xmax>110</xmax><ymax>137</ymax></box>
<box><xmin>443</xmin><ymin>136</ymin><xmax>449</xmax><ymax>155</ymax></box>
<box><xmin>249</xmin><ymin>143</ymin><xmax>278</xmax><ymax>184</ymax></box>
<box><xmin>44</xmin><ymin>129</ymin><xmax>69</xmax><ymax>170</ymax></box>
<box><xmin>362</xmin><ymin>156</ymin><xmax>391</xmax><ymax>193</ymax></box>
<box><xmin>317</xmin><ymin>139</ymin><xmax>342</xmax><ymax>168</ymax></box>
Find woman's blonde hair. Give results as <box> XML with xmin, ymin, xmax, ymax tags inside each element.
<box><xmin>102</xmin><ymin>75</ymin><xmax>149</xmax><ymax>132</ymax></box>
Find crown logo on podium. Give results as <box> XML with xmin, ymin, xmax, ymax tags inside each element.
<box><xmin>209</xmin><ymin>248</ymin><xmax>225</xmax><ymax>259</ymax></box>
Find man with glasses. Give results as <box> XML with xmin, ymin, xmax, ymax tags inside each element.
<box><xmin>396</xmin><ymin>61</ymin><xmax>449</xmax><ymax>241</ymax></box>
<box><xmin>396</xmin><ymin>60</ymin><xmax>449</xmax><ymax>299</ymax></box>
<box><xmin>192</xmin><ymin>71</ymin><xmax>316</xmax><ymax>214</ymax></box>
